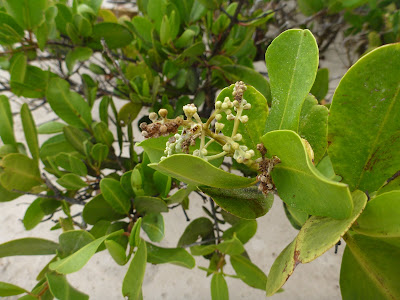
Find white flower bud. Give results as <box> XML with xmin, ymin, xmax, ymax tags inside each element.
<box><xmin>242</xmin><ymin>99</ymin><xmax>248</xmax><ymax>105</ymax></box>
<box><xmin>160</xmin><ymin>156</ymin><xmax>167</xmax><ymax>161</ymax></box>
<box><xmin>233</xmin><ymin>134</ymin><xmax>242</xmax><ymax>141</ymax></box>
<box><xmin>243</xmin><ymin>103</ymin><xmax>251</xmax><ymax>110</ymax></box>
<box><xmin>240</xmin><ymin>145</ymin><xmax>248</xmax><ymax>151</ymax></box>
<box><xmin>141</xmin><ymin>131</ymin><xmax>148</xmax><ymax>137</ymax></box>
<box><xmin>149</xmin><ymin>112</ymin><xmax>158</xmax><ymax>121</ymax></box>
<box><xmin>223</xmin><ymin>144</ymin><xmax>231</xmax><ymax>152</ymax></box>
<box><xmin>224</xmin><ymin>97</ymin><xmax>230</xmax><ymax>103</ymax></box>
<box><xmin>232</xmin><ymin>100</ymin><xmax>239</xmax><ymax>107</ymax></box>
<box><xmin>248</xmin><ymin>150</ymin><xmax>255</xmax><ymax>157</ymax></box>
<box><xmin>215</xmin><ymin>114</ymin><xmax>222</xmax><ymax>121</ymax></box>
<box><xmin>193</xmin><ymin>150</ymin><xmax>200</xmax><ymax>156</ymax></box>
<box><xmin>227</xmin><ymin>114</ymin><xmax>235</xmax><ymax>121</ymax></box>
<box><xmin>236</xmin><ymin>156</ymin><xmax>244</xmax><ymax>163</ymax></box>
<box><xmin>158</xmin><ymin>109</ymin><xmax>168</xmax><ymax>118</ymax></box>
<box><xmin>224</xmin><ymin>109</ymin><xmax>232</xmax><ymax>115</ymax></box>
<box><xmin>201</xmin><ymin>148</ymin><xmax>208</xmax><ymax>156</ymax></box>
<box><xmin>215</xmin><ymin>101</ymin><xmax>222</xmax><ymax>109</ymax></box>
<box><xmin>215</xmin><ymin>122</ymin><xmax>225</xmax><ymax>132</ymax></box>
<box><xmin>232</xmin><ymin>142</ymin><xmax>239</xmax><ymax>150</ymax></box>
<box><xmin>221</xmin><ymin>102</ymin><xmax>229</xmax><ymax>109</ymax></box>
<box><xmin>240</xmin><ymin>115</ymin><xmax>249</xmax><ymax>123</ymax></box>
<box><xmin>244</xmin><ymin>152</ymin><xmax>252</xmax><ymax>160</ymax></box>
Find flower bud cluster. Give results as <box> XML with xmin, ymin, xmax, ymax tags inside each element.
<box><xmin>256</xmin><ymin>143</ymin><xmax>281</xmax><ymax>195</ymax></box>
<box><xmin>140</xmin><ymin>109</ymin><xmax>183</xmax><ymax>138</ymax></box>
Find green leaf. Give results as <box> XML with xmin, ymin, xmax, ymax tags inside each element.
<box><xmin>190</xmin><ymin>244</ymin><xmax>217</xmax><ymax>256</ymax></box>
<box><xmin>261</xmin><ymin>130</ymin><xmax>352</xmax><ymax>219</ymax></box>
<box><xmin>177</xmin><ymin>217</ymin><xmax>214</xmax><ymax>247</ymax></box>
<box><xmin>165</xmin><ymin>184</ymin><xmax>196</xmax><ymax>205</ymax></box>
<box><xmin>0</xmin><ymin>182</ymin><xmax>21</xmax><ymax>202</ymax></box>
<box><xmin>216</xmin><ymin>234</ymin><xmax>245</xmax><ymax>255</ymax></box>
<box><xmin>310</xmin><ymin>68</ymin><xmax>329</xmax><ymax>101</ymax></box>
<box><xmin>20</xmin><ymin>104</ymin><xmax>38</xmax><ymax>162</ymax></box>
<box><xmin>0</xmin><ymin>153</ymin><xmax>42</xmax><ymax>191</ymax></box>
<box><xmin>55</xmin><ymin>153</ymin><xmax>87</xmax><ymax>176</ymax></box>
<box><xmin>92</xmin><ymin>121</ymin><xmax>113</xmax><ymax>146</ymax></box>
<box><xmin>57</xmin><ymin>174</ymin><xmax>88</xmax><ymax>190</ymax></box>
<box><xmin>297</xmin><ymin>0</ymin><xmax>324</xmax><ymax>16</ymax></box>
<box><xmin>105</xmin><ymin>239</ymin><xmax>127</xmax><ymax>265</ymax></box>
<box><xmin>118</xmin><ymin>102</ymin><xmax>142</xmax><ymax>126</ymax></box>
<box><xmin>0</xmin><ymin>12</ymin><xmax>24</xmax><ymax>45</ymax></box>
<box><xmin>132</xmin><ymin>16</ymin><xmax>154</xmax><ymax>44</ymax></box>
<box><xmin>0</xmin><ymin>95</ymin><xmax>16</xmax><ymax>145</ymax></box>
<box><xmin>49</xmin><ymin>230</ymin><xmax>123</xmax><ymax>274</ymax></box>
<box><xmin>83</xmin><ymin>194</ymin><xmax>125</xmax><ymax>225</ymax></box>
<box><xmin>316</xmin><ymin>155</ymin><xmax>342</xmax><ymax>181</ymax></box>
<box><xmin>46</xmin><ymin>273</ymin><xmax>89</xmax><ymax>300</ymax></box>
<box><xmin>11</xmin><ymin>62</ymin><xmax>49</xmax><ymax>98</ymax></box>
<box><xmin>100</xmin><ymin>178</ymin><xmax>131</xmax><ymax>214</ymax></box>
<box><xmin>328</xmin><ymin>43</ymin><xmax>400</xmax><ymax>192</ymax></box>
<box><xmin>0</xmin><ymin>281</ymin><xmax>28</xmax><ymax>297</ymax></box>
<box><xmin>266</xmin><ymin>190</ymin><xmax>367</xmax><ymax>296</ymax></box>
<box><xmin>91</xmin><ymin>143</ymin><xmax>109</xmax><ymax>163</ymax></box>
<box><xmin>230</xmin><ymin>255</ymin><xmax>268</xmax><ymax>290</ymax></box>
<box><xmin>23</xmin><ymin>198</ymin><xmax>44</xmax><ymax>230</ymax></box>
<box><xmin>46</xmin><ymin>78</ymin><xmax>92</xmax><ymax>129</ymax></box>
<box><xmin>149</xmin><ymin>154</ymin><xmax>255</xmax><ymax>189</ymax></box>
<box><xmin>63</xmin><ymin>126</ymin><xmax>90</xmax><ymax>156</ymax></box>
<box><xmin>222</xmin><ymin>220</ymin><xmax>257</xmax><ymax>244</ymax></box>
<box><xmin>265</xmin><ymin>29</ymin><xmax>319</xmax><ymax>133</ymax></box>
<box><xmin>129</xmin><ymin>218</ymin><xmax>142</xmax><ymax>248</ymax></box>
<box><xmin>4</xmin><ymin>0</ymin><xmax>46</xmax><ymax>30</ymax></box>
<box><xmin>59</xmin><ymin>230</ymin><xmax>95</xmax><ymax>257</ymax></box>
<box><xmin>142</xmin><ymin>213</ymin><xmax>164</xmax><ymax>242</ymax></box>
<box><xmin>146</xmin><ymin>242</ymin><xmax>195</xmax><ymax>269</ymax></box>
<box><xmin>65</xmin><ymin>47</ymin><xmax>93</xmax><ymax>73</ymax></box>
<box><xmin>352</xmin><ymin>191</ymin><xmax>400</xmax><ymax>238</ymax></box>
<box><xmin>217</xmin><ymin>85</ymin><xmax>269</xmax><ymax>159</ymax></box>
<box><xmin>200</xmin><ymin>186</ymin><xmax>273</xmax><ymax>220</ymax></box>
<box><xmin>122</xmin><ymin>239</ymin><xmax>147</xmax><ymax>300</ymax></box>
<box><xmin>0</xmin><ymin>238</ymin><xmax>59</xmax><ymax>257</ymax></box>
<box><xmin>175</xmin><ymin>29</ymin><xmax>195</xmax><ymax>48</ymax></box>
<box><xmin>340</xmin><ymin>234</ymin><xmax>400</xmax><ymax>300</ymax></box>
<box><xmin>211</xmin><ymin>273</ymin><xmax>229</xmax><ymax>300</ymax></box>
<box><xmin>134</xmin><ymin>196</ymin><xmax>168</xmax><ymax>214</ymax></box>
<box><xmin>153</xmin><ymin>171</ymin><xmax>171</xmax><ymax>198</ymax></box>
<box><xmin>160</xmin><ymin>15</ymin><xmax>171</xmax><ymax>45</ymax></box>
<box><xmin>137</xmin><ymin>135</ymin><xmax>172</xmax><ymax>163</ymax></box>
<box><xmin>283</xmin><ymin>202</ymin><xmax>308</xmax><ymax>230</ymax></box>
<box><xmin>298</xmin><ymin>95</ymin><xmax>328</xmax><ymax>163</ymax></box>
<box><xmin>91</xmin><ymin>22</ymin><xmax>133</xmax><ymax>49</ymax></box>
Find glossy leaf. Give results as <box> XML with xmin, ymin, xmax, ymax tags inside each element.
<box><xmin>0</xmin><ymin>154</ymin><xmax>43</xmax><ymax>191</ymax></box>
<box><xmin>118</xmin><ymin>102</ymin><xmax>142</xmax><ymax>126</ymax></box>
<box><xmin>136</xmin><ymin>135</ymin><xmax>170</xmax><ymax>163</ymax></box>
<box><xmin>57</xmin><ymin>174</ymin><xmax>88</xmax><ymax>190</ymax></box>
<box><xmin>265</xmin><ymin>29</ymin><xmax>319</xmax><ymax>132</ymax></box>
<box><xmin>59</xmin><ymin>230</ymin><xmax>95</xmax><ymax>257</ymax></box>
<box><xmin>129</xmin><ymin>218</ymin><xmax>142</xmax><ymax>248</ymax></box>
<box><xmin>177</xmin><ymin>217</ymin><xmax>214</xmax><ymax>247</ymax></box>
<box><xmin>328</xmin><ymin>44</ymin><xmax>400</xmax><ymax>192</ymax></box>
<box><xmin>20</xmin><ymin>104</ymin><xmax>39</xmax><ymax>162</ymax></box>
<box><xmin>200</xmin><ymin>186</ymin><xmax>273</xmax><ymax>219</ymax></box>
<box><xmin>0</xmin><ymin>238</ymin><xmax>59</xmax><ymax>257</ymax></box>
<box><xmin>142</xmin><ymin>213</ymin><xmax>164</xmax><ymax>242</ymax></box>
<box><xmin>46</xmin><ymin>78</ymin><xmax>92</xmax><ymax>129</ymax></box>
<box><xmin>211</xmin><ymin>273</ymin><xmax>229</xmax><ymax>300</ymax></box>
<box><xmin>340</xmin><ymin>234</ymin><xmax>400</xmax><ymax>300</ymax></box>
<box><xmin>100</xmin><ymin>178</ymin><xmax>131</xmax><ymax>214</ymax></box>
<box><xmin>122</xmin><ymin>239</ymin><xmax>147</xmax><ymax>300</ymax></box>
<box><xmin>149</xmin><ymin>154</ymin><xmax>255</xmax><ymax>189</ymax></box>
<box><xmin>105</xmin><ymin>240</ymin><xmax>127</xmax><ymax>265</ymax></box>
<box><xmin>153</xmin><ymin>171</ymin><xmax>171</xmax><ymax>198</ymax></box>
<box><xmin>310</xmin><ymin>68</ymin><xmax>329</xmax><ymax>101</ymax></box>
<box><xmin>23</xmin><ymin>198</ymin><xmax>44</xmax><ymax>230</ymax></box>
<box><xmin>230</xmin><ymin>255</ymin><xmax>268</xmax><ymax>290</ymax></box>
<box><xmin>217</xmin><ymin>85</ymin><xmax>269</xmax><ymax>159</ymax></box>
<box><xmin>134</xmin><ymin>196</ymin><xmax>168</xmax><ymax>214</ymax></box>
<box><xmin>49</xmin><ymin>230</ymin><xmax>123</xmax><ymax>274</ymax></box>
<box><xmin>353</xmin><ymin>190</ymin><xmax>400</xmax><ymax>237</ymax></box>
<box><xmin>0</xmin><ymin>95</ymin><xmax>16</xmax><ymax>145</ymax></box>
<box><xmin>46</xmin><ymin>273</ymin><xmax>89</xmax><ymax>300</ymax></box>
<box><xmin>261</xmin><ymin>130</ymin><xmax>352</xmax><ymax>219</ymax></box>
<box><xmin>55</xmin><ymin>153</ymin><xmax>87</xmax><ymax>176</ymax></box>
<box><xmin>63</xmin><ymin>126</ymin><xmax>90</xmax><ymax>156</ymax></box>
<box><xmin>146</xmin><ymin>242</ymin><xmax>195</xmax><ymax>269</ymax></box>
<box><xmin>4</xmin><ymin>0</ymin><xmax>46</xmax><ymax>30</ymax></box>
<box><xmin>0</xmin><ymin>282</ymin><xmax>27</xmax><ymax>297</ymax></box>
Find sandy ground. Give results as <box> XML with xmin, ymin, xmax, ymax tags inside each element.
<box><xmin>0</xmin><ymin>5</ymin><xmax>351</xmax><ymax>298</ymax></box>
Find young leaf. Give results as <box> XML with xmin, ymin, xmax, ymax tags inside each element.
<box><xmin>0</xmin><ymin>95</ymin><xmax>16</xmax><ymax>145</ymax></box>
<box><xmin>146</xmin><ymin>242</ymin><xmax>195</xmax><ymax>269</ymax></box>
<box><xmin>199</xmin><ymin>186</ymin><xmax>273</xmax><ymax>219</ymax></box>
<box><xmin>105</xmin><ymin>240</ymin><xmax>127</xmax><ymax>266</ymax></box>
<box><xmin>211</xmin><ymin>273</ymin><xmax>229</xmax><ymax>300</ymax></box>
<box><xmin>0</xmin><ymin>238</ymin><xmax>59</xmax><ymax>258</ymax></box>
<box><xmin>310</xmin><ymin>68</ymin><xmax>329</xmax><ymax>101</ymax></box>
<box><xmin>230</xmin><ymin>255</ymin><xmax>268</xmax><ymax>290</ymax></box>
<box><xmin>122</xmin><ymin>239</ymin><xmax>147</xmax><ymax>300</ymax></box>
<box><xmin>46</xmin><ymin>273</ymin><xmax>89</xmax><ymax>300</ymax></box>
<box><xmin>129</xmin><ymin>218</ymin><xmax>142</xmax><ymax>248</ymax></box>
<box><xmin>134</xmin><ymin>196</ymin><xmax>168</xmax><ymax>214</ymax></box>
<box><xmin>37</xmin><ymin>121</ymin><xmax>66</xmax><ymax>134</ymax></box>
<box><xmin>261</xmin><ymin>130</ymin><xmax>352</xmax><ymax>219</ymax></box>
<box><xmin>216</xmin><ymin>235</ymin><xmax>245</xmax><ymax>255</ymax></box>
<box><xmin>82</xmin><ymin>194</ymin><xmax>126</xmax><ymax>225</ymax></box>
<box><xmin>57</xmin><ymin>174</ymin><xmax>88</xmax><ymax>190</ymax></box>
<box><xmin>328</xmin><ymin>43</ymin><xmax>400</xmax><ymax>192</ymax></box>
<box><xmin>177</xmin><ymin>217</ymin><xmax>214</xmax><ymax>247</ymax></box>
<box><xmin>0</xmin><ymin>281</ymin><xmax>28</xmax><ymax>297</ymax></box>
<box><xmin>100</xmin><ymin>178</ymin><xmax>131</xmax><ymax>214</ymax></box>
<box><xmin>265</xmin><ymin>29</ymin><xmax>319</xmax><ymax>133</ymax></box>
<box><xmin>23</xmin><ymin>198</ymin><xmax>44</xmax><ymax>230</ymax></box>
<box><xmin>149</xmin><ymin>154</ymin><xmax>256</xmax><ymax>189</ymax></box>
<box><xmin>142</xmin><ymin>213</ymin><xmax>164</xmax><ymax>242</ymax></box>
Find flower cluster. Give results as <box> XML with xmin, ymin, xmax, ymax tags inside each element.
<box><xmin>256</xmin><ymin>143</ymin><xmax>281</xmax><ymax>195</ymax></box>
<box><xmin>140</xmin><ymin>109</ymin><xmax>184</xmax><ymax>138</ymax></box>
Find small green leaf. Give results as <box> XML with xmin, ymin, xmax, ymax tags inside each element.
<box><xmin>160</xmin><ymin>15</ymin><xmax>171</xmax><ymax>45</ymax></box>
<box><xmin>265</xmin><ymin>29</ymin><xmax>319</xmax><ymax>133</ymax></box>
<box><xmin>146</xmin><ymin>242</ymin><xmax>195</xmax><ymax>269</ymax></box>
<box><xmin>190</xmin><ymin>244</ymin><xmax>217</xmax><ymax>256</ymax></box>
<box><xmin>261</xmin><ymin>130</ymin><xmax>352</xmax><ymax>219</ymax></box>
<box><xmin>0</xmin><ymin>281</ymin><xmax>28</xmax><ymax>297</ymax></box>
<box><xmin>83</xmin><ymin>194</ymin><xmax>125</xmax><ymax>225</ymax></box>
<box><xmin>211</xmin><ymin>273</ymin><xmax>229</xmax><ymax>300</ymax></box>
<box><xmin>49</xmin><ymin>230</ymin><xmax>123</xmax><ymax>274</ymax></box>
<box><xmin>175</xmin><ymin>29</ymin><xmax>195</xmax><ymax>48</ymax></box>
<box><xmin>23</xmin><ymin>198</ymin><xmax>44</xmax><ymax>230</ymax></box>
<box><xmin>0</xmin><ymin>95</ymin><xmax>16</xmax><ymax>145</ymax></box>
<box><xmin>230</xmin><ymin>255</ymin><xmax>268</xmax><ymax>290</ymax></box>
<box><xmin>136</xmin><ymin>136</ymin><xmax>170</xmax><ymax>163</ymax></box>
<box><xmin>216</xmin><ymin>234</ymin><xmax>245</xmax><ymax>255</ymax></box>
<box><xmin>222</xmin><ymin>220</ymin><xmax>257</xmax><ymax>244</ymax></box>
<box><xmin>91</xmin><ymin>143</ymin><xmax>109</xmax><ymax>163</ymax></box>
<box><xmin>129</xmin><ymin>218</ymin><xmax>142</xmax><ymax>248</ymax></box>
<box><xmin>132</xmin><ymin>16</ymin><xmax>153</xmax><ymax>44</ymax></box>
<box><xmin>134</xmin><ymin>196</ymin><xmax>168</xmax><ymax>214</ymax></box>
<box><xmin>122</xmin><ymin>239</ymin><xmax>147</xmax><ymax>300</ymax></box>
<box><xmin>63</xmin><ymin>126</ymin><xmax>91</xmax><ymax>155</ymax></box>
<box><xmin>153</xmin><ymin>171</ymin><xmax>171</xmax><ymax>198</ymax></box>
<box><xmin>142</xmin><ymin>213</ymin><xmax>164</xmax><ymax>242</ymax></box>
<box><xmin>65</xmin><ymin>47</ymin><xmax>93</xmax><ymax>73</ymax></box>
<box><xmin>283</xmin><ymin>203</ymin><xmax>308</xmax><ymax>230</ymax></box>
<box><xmin>37</xmin><ymin>121</ymin><xmax>66</xmax><ymax>134</ymax></box>
<box><xmin>165</xmin><ymin>184</ymin><xmax>196</xmax><ymax>205</ymax></box>
<box><xmin>200</xmin><ymin>186</ymin><xmax>273</xmax><ymax>219</ymax></box>
<box><xmin>0</xmin><ymin>238</ymin><xmax>59</xmax><ymax>258</ymax></box>
<box><xmin>177</xmin><ymin>217</ymin><xmax>214</xmax><ymax>247</ymax></box>
<box><xmin>46</xmin><ymin>273</ymin><xmax>89</xmax><ymax>300</ymax></box>
<box><xmin>91</xmin><ymin>22</ymin><xmax>133</xmax><ymax>49</ymax></box>
<box><xmin>55</xmin><ymin>153</ymin><xmax>87</xmax><ymax>177</ymax></box>
<box><xmin>57</xmin><ymin>174</ymin><xmax>88</xmax><ymax>190</ymax></box>
<box><xmin>149</xmin><ymin>154</ymin><xmax>255</xmax><ymax>189</ymax></box>
<box><xmin>92</xmin><ymin>121</ymin><xmax>114</xmax><ymax>146</ymax></box>
<box><xmin>105</xmin><ymin>240</ymin><xmax>127</xmax><ymax>265</ymax></box>
<box><xmin>310</xmin><ymin>68</ymin><xmax>329</xmax><ymax>101</ymax></box>
<box><xmin>100</xmin><ymin>178</ymin><xmax>131</xmax><ymax>214</ymax></box>
<box><xmin>118</xmin><ymin>102</ymin><xmax>142</xmax><ymax>126</ymax></box>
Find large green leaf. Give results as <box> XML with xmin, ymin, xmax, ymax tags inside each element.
<box><xmin>0</xmin><ymin>12</ymin><xmax>24</xmax><ymax>45</ymax></box>
<box><xmin>0</xmin><ymin>238</ymin><xmax>59</xmax><ymax>257</ymax></box>
<box><xmin>265</xmin><ymin>29</ymin><xmax>318</xmax><ymax>133</ymax></box>
<box><xmin>0</xmin><ymin>153</ymin><xmax>43</xmax><ymax>191</ymax></box>
<box><xmin>340</xmin><ymin>234</ymin><xmax>400</xmax><ymax>300</ymax></box>
<box><xmin>0</xmin><ymin>183</ymin><xmax>21</xmax><ymax>202</ymax></box>
<box><xmin>146</xmin><ymin>242</ymin><xmax>195</xmax><ymax>268</ymax></box>
<box><xmin>200</xmin><ymin>186</ymin><xmax>273</xmax><ymax>219</ymax></box>
<box><xmin>328</xmin><ymin>44</ymin><xmax>400</xmax><ymax>192</ymax></box>
<box><xmin>298</xmin><ymin>95</ymin><xmax>328</xmax><ymax>164</ymax></box>
<box><xmin>122</xmin><ymin>239</ymin><xmax>147</xmax><ymax>300</ymax></box>
<box><xmin>142</xmin><ymin>213</ymin><xmax>164</xmax><ymax>242</ymax></box>
<box><xmin>58</xmin><ymin>230</ymin><xmax>95</xmax><ymax>258</ymax></box>
<box><xmin>100</xmin><ymin>178</ymin><xmax>131</xmax><ymax>214</ymax></box>
<box><xmin>230</xmin><ymin>255</ymin><xmax>268</xmax><ymax>290</ymax></box>
<box><xmin>216</xmin><ymin>85</ymin><xmax>269</xmax><ymax>159</ymax></box>
<box><xmin>4</xmin><ymin>0</ymin><xmax>47</xmax><ymax>30</ymax></box>
<box><xmin>105</xmin><ymin>239</ymin><xmax>127</xmax><ymax>266</ymax></box>
<box><xmin>352</xmin><ymin>190</ymin><xmax>400</xmax><ymax>238</ymax></box>
<box><xmin>0</xmin><ymin>95</ymin><xmax>16</xmax><ymax>145</ymax></box>
<box><xmin>149</xmin><ymin>154</ymin><xmax>255</xmax><ymax>188</ymax></box>
<box><xmin>57</xmin><ymin>174</ymin><xmax>88</xmax><ymax>190</ymax></box>
<box><xmin>266</xmin><ymin>191</ymin><xmax>367</xmax><ymax>296</ymax></box>
<box><xmin>91</xmin><ymin>22</ymin><xmax>133</xmax><ymax>49</ymax></box>
<box><xmin>21</xmin><ymin>103</ymin><xmax>39</xmax><ymax>162</ymax></box>
<box><xmin>0</xmin><ymin>282</ymin><xmax>28</xmax><ymax>297</ymax></box>
<box><xmin>261</xmin><ymin>130</ymin><xmax>352</xmax><ymax>219</ymax></box>
<box><xmin>49</xmin><ymin>230</ymin><xmax>123</xmax><ymax>274</ymax></box>
<box><xmin>134</xmin><ymin>196</ymin><xmax>168</xmax><ymax>214</ymax></box>
<box><xmin>46</xmin><ymin>273</ymin><xmax>89</xmax><ymax>300</ymax></box>
<box><xmin>46</xmin><ymin>78</ymin><xmax>92</xmax><ymax>129</ymax></box>
<box><xmin>177</xmin><ymin>217</ymin><xmax>214</xmax><ymax>247</ymax></box>
<box><xmin>211</xmin><ymin>273</ymin><xmax>229</xmax><ymax>300</ymax></box>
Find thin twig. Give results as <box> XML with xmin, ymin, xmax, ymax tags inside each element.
<box><xmin>210</xmin><ymin>198</ymin><xmax>221</xmax><ymax>243</ymax></box>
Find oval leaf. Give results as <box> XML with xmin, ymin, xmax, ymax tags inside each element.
<box><xmin>146</xmin><ymin>242</ymin><xmax>195</xmax><ymax>269</ymax></box>
<box><xmin>0</xmin><ymin>282</ymin><xmax>28</xmax><ymax>297</ymax></box>
<box><xmin>0</xmin><ymin>238</ymin><xmax>59</xmax><ymax>257</ymax></box>
<box><xmin>46</xmin><ymin>273</ymin><xmax>89</xmax><ymax>300</ymax></box>
<box><xmin>100</xmin><ymin>178</ymin><xmax>131</xmax><ymax>214</ymax></box>
<box><xmin>230</xmin><ymin>255</ymin><xmax>268</xmax><ymax>290</ymax></box>
<box><xmin>211</xmin><ymin>273</ymin><xmax>229</xmax><ymax>300</ymax></box>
